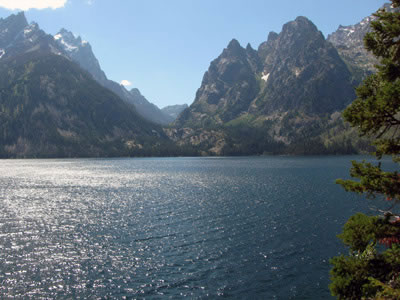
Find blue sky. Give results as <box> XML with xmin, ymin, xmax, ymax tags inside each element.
<box><xmin>0</xmin><ymin>0</ymin><xmax>387</xmax><ymax>108</ymax></box>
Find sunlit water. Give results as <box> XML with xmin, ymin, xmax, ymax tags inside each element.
<box><xmin>0</xmin><ymin>156</ymin><xmax>379</xmax><ymax>298</ymax></box>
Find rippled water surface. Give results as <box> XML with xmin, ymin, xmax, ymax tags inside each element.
<box><xmin>0</xmin><ymin>156</ymin><xmax>376</xmax><ymax>298</ymax></box>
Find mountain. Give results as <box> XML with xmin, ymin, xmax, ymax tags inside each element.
<box><xmin>174</xmin><ymin>39</ymin><xmax>261</xmax><ymax>128</ymax></box>
<box><xmin>161</xmin><ymin>104</ymin><xmax>188</xmax><ymax>120</ymax></box>
<box><xmin>54</xmin><ymin>29</ymin><xmax>173</xmax><ymax>125</ymax></box>
<box><xmin>171</xmin><ymin>16</ymin><xmax>358</xmax><ymax>155</ymax></box>
<box><xmin>54</xmin><ymin>28</ymin><xmax>107</xmax><ymax>83</ymax></box>
<box><xmin>327</xmin><ymin>15</ymin><xmax>376</xmax><ymax>78</ymax></box>
<box><xmin>256</xmin><ymin>17</ymin><xmax>354</xmax><ymax>114</ymax></box>
<box><xmin>0</xmin><ymin>8</ymin><xmax>384</xmax><ymax>158</ymax></box>
<box><xmin>0</xmin><ymin>13</ymin><xmax>167</xmax><ymax>158</ymax></box>
<box><xmin>0</xmin><ymin>12</ymin><xmax>64</xmax><ymax>60</ymax></box>
<box><xmin>327</xmin><ymin>3</ymin><xmax>397</xmax><ymax>81</ymax></box>
<box><xmin>128</xmin><ymin>88</ymin><xmax>174</xmax><ymax>124</ymax></box>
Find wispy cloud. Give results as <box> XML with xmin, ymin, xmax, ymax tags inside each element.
<box><xmin>86</xmin><ymin>0</ymin><xmax>95</xmax><ymax>5</ymax></box>
<box><xmin>120</xmin><ymin>80</ymin><xmax>132</xmax><ymax>87</ymax></box>
<box><xmin>0</xmin><ymin>0</ymin><xmax>67</xmax><ymax>10</ymax></box>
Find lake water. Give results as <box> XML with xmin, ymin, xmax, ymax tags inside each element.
<box><xmin>0</xmin><ymin>156</ymin><xmax>380</xmax><ymax>299</ymax></box>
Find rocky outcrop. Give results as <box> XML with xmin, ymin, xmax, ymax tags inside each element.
<box><xmin>327</xmin><ymin>3</ymin><xmax>397</xmax><ymax>80</ymax></box>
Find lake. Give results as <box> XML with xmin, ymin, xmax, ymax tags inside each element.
<box><xmin>0</xmin><ymin>156</ymin><xmax>379</xmax><ymax>298</ymax></box>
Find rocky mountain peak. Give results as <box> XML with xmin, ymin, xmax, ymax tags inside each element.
<box><xmin>224</xmin><ymin>38</ymin><xmax>246</xmax><ymax>57</ymax></box>
<box><xmin>0</xmin><ymin>14</ymin><xmax>66</xmax><ymax>62</ymax></box>
<box><xmin>227</xmin><ymin>38</ymin><xmax>241</xmax><ymax>49</ymax></box>
<box><xmin>54</xmin><ymin>28</ymin><xmax>107</xmax><ymax>84</ymax></box>
<box><xmin>246</xmin><ymin>43</ymin><xmax>253</xmax><ymax>51</ymax></box>
<box><xmin>267</xmin><ymin>31</ymin><xmax>278</xmax><ymax>42</ymax></box>
<box><xmin>54</xmin><ymin>29</ymin><xmax>89</xmax><ymax>53</ymax></box>
<box><xmin>259</xmin><ymin>16</ymin><xmax>327</xmax><ymax>75</ymax></box>
<box><xmin>326</xmin><ymin>2</ymin><xmax>398</xmax><ymax>78</ymax></box>
<box><xmin>58</xmin><ymin>28</ymin><xmax>75</xmax><ymax>38</ymax></box>
<box><xmin>0</xmin><ymin>12</ymin><xmax>29</xmax><ymax>48</ymax></box>
<box><xmin>327</xmin><ymin>16</ymin><xmax>373</xmax><ymax>48</ymax></box>
<box><xmin>283</xmin><ymin>16</ymin><xmax>317</xmax><ymax>32</ymax></box>
<box><xmin>281</xmin><ymin>16</ymin><xmax>324</xmax><ymax>43</ymax></box>
<box><xmin>327</xmin><ymin>3</ymin><xmax>397</xmax><ymax>48</ymax></box>
<box><xmin>2</xmin><ymin>12</ymin><xmax>28</xmax><ymax>30</ymax></box>
<box><xmin>174</xmin><ymin>36</ymin><xmax>263</xmax><ymax>127</ymax></box>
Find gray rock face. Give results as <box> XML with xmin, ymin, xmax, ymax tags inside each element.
<box><xmin>0</xmin><ymin>13</ymin><xmax>66</xmax><ymax>61</ymax></box>
<box><xmin>176</xmin><ymin>16</ymin><xmax>355</xmax><ymax>129</ymax></box>
<box><xmin>256</xmin><ymin>16</ymin><xmax>354</xmax><ymax>114</ymax></box>
<box><xmin>54</xmin><ymin>29</ymin><xmax>107</xmax><ymax>84</ymax></box>
<box><xmin>327</xmin><ymin>13</ymin><xmax>377</xmax><ymax>76</ymax></box>
<box><xmin>54</xmin><ymin>29</ymin><xmax>173</xmax><ymax>125</ymax></box>
<box><xmin>0</xmin><ymin>12</ymin><xmax>29</xmax><ymax>48</ymax></box>
<box><xmin>175</xmin><ymin>39</ymin><xmax>262</xmax><ymax>127</ymax></box>
<box><xmin>327</xmin><ymin>3</ymin><xmax>397</xmax><ymax>78</ymax></box>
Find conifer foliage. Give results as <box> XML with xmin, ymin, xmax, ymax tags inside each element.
<box><xmin>330</xmin><ymin>1</ymin><xmax>400</xmax><ymax>299</ymax></box>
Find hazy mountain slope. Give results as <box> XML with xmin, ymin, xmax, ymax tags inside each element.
<box><xmin>129</xmin><ymin>88</ymin><xmax>174</xmax><ymax>124</ymax></box>
<box><xmin>54</xmin><ymin>29</ymin><xmax>173</xmax><ymax>125</ymax></box>
<box><xmin>161</xmin><ymin>104</ymin><xmax>188</xmax><ymax>120</ymax></box>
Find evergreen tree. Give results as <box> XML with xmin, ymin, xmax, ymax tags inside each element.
<box><xmin>330</xmin><ymin>1</ymin><xmax>400</xmax><ymax>299</ymax></box>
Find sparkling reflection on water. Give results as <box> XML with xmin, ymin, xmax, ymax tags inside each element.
<box><xmin>0</xmin><ymin>157</ymin><xmax>371</xmax><ymax>298</ymax></box>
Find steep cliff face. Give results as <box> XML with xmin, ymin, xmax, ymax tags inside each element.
<box><xmin>255</xmin><ymin>16</ymin><xmax>354</xmax><ymax>114</ymax></box>
<box><xmin>54</xmin><ymin>28</ymin><xmax>108</xmax><ymax>84</ymax></box>
<box><xmin>175</xmin><ymin>39</ymin><xmax>262</xmax><ymax>128</ymax></box>
<box><xmin>0</xmin><ymin>12</ymin><xmax>28</xmax><ymax>49</ymax></box>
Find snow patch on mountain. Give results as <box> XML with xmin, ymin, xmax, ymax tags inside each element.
<box><xmin>53</xmin><ymin>29</ymin><xmax>88</xmax><ymax>52</ymax></box>
<box><xmin>261</xmin><ymin>72</ymin><xmax>270</xmax><ymax>82</ymax></box>
<box><xmin>59</xmin><ymin>39</ymin><xmax>78</xmax><ymax>52</ymax></box>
